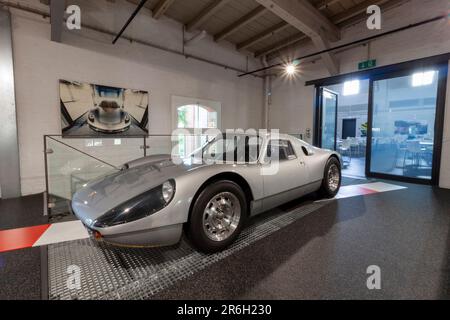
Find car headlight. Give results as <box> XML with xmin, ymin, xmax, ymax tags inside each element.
<box><xmin>162</xmin><ymin>180</ymin><xmax>174</xmax><ymax>203</ymax></box>
<box><xmin>93</xmin><ymin>179</ymin><xmax>176</xmax><ymax>228</ymax></box>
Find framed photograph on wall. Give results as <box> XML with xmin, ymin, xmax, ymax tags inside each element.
<box><xmin>60</xmin><ymin>80</ymin><xmax>149</xmax><ymax>136</ymax></box>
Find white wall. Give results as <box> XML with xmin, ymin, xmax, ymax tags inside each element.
<box><xmin>268</xmin><ymin>0</ymin><xmax>450</xmax><ymax>187</ymax></box>
<box><xmin>11</xmin><ymin>1</ymin><xmax>264</xmax><ymax>196</ymax></box>
<box><xmin>270</xmin><ymin>62</ymin><xmax>329</xmax><ymax>143</ymax></box>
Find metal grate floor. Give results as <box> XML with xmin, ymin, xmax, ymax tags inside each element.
<box><xmin>48</xmin><ymin>201</ymin><xmax>327</xmax><ymax>300</ymax></box>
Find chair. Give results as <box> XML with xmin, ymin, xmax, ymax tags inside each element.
<box><xmin>338</xmin><ymin>139</ymin><xmax>352</xmax><ymax>167</ymax></box>
<box><xmin>403</xmin><ymin>140</ymin><xmax>423</xmax><ymax>173</ymax></box>
<box><xmin>394</xmin><ymin>136</ymin><xmax>407</xmax><ymax>168</ymax></box>
<box><xmin>349</xmin><ymin>137</ymin><xmax>361</xmax><ymax>157</ymax></box>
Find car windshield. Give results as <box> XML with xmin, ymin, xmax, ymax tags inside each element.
<box><xmin>190</xmin><ymin>134</ymin><xmax>262</xmax><ymax>163</ymax></box>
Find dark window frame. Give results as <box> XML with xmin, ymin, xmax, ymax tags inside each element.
<box><xmin>266</xmin><ymin>139</ymin><xmax>298</xmax><ymax>161</ymax></box>
<box><xmin>309</xmin><ymin>53</ymin><xmax>449</xmax><ymax>185</ymax></box>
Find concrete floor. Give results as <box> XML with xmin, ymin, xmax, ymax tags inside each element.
<box><xmin>1</xmin><ymin>180</ymin><xmax>450</xmax><ymax>300</ymax></box>
<box><xmin>154</xmin><ymin>182</ymin><xmax>450</xmax><ymax>299</ymax></box>
<box><xmin>0</xmin><ymin>194</ymin><xmax>46</xmax><ymax>300</ymax></box>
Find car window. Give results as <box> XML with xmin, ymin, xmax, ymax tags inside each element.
<box><xmin>266</xmin><ymin>139</ymin><xmax>297</xmax><ymax>161</ymax></box>
<box><xmin>201</xmin><ymin>134</ymin><xmax>262</xmax><ymax>163</ymax></box>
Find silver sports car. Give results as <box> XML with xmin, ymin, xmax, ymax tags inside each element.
<box><xmin>72</xmin><ymin>133</ymin><xmax>342</xmax><ymax>252</ymax></box>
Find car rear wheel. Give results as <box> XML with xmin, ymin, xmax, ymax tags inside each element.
<box><xmin>319</xmin><ymin>157</ymin><xmax>342</xmax><ymax>198</ymax></box>
<box><xmin>187</xmin><ymin>180</ymin><xmax>247</xmax><ymax>253</ymax></box>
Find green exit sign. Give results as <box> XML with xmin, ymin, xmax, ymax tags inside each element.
<box><xmin>358</xmin><ymin>59</ymin><xmax>377</xmax><ymax>70</ymax></box>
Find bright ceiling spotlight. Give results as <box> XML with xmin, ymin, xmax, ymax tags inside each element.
<box><xmin>285</xmin><ymin>60</ymin><xmax>300</xmax><ymax>76</ymax></box>
<box><xmin>285</xmin><ymin>64</ymin><xmax>296</xmax><ymax>75</ymax></box>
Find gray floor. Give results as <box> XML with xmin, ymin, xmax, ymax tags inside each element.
<box><xmin>0</xmin><ymin>194</ymin><xmax>46</xmax><ymax>229</ymax></box>
<box><xmin>153</xmin><ymin>182</ymin><xmax>450</xmax><ymax>300</ymax></box>
<box><xmin>0</xmin><ymin>247</ymin><xmax>43</xmax><ymax>300</ymax></box>
<box><xmin>0</xmin><ymin>194</ymin><xmax>46</xmax><ymax>300</ymax></box>
<box><xmin>1</xmin><ymin>181</ymin><xmax>450</xmax><ymax>299</ymax></box>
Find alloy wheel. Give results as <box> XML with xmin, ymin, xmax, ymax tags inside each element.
<box><xmin>202</xmin><ymin>192</ymin><xmax>241</xmax><ymax>242</ymax></box>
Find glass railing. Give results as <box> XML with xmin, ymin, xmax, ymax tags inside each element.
<box><xmin>44</xmin><ymin>132</ymin><xmax>305</xmax><ymax>217</ymax></box>
<box><xmin>44</xmin><ymin>134</ymin><xmax>215</xmax><ymax>217</ymax></box>
<box><xmin>44</xmin><ymin>136</ymin><xmax>146</xmax><ymax>217</ymax></box>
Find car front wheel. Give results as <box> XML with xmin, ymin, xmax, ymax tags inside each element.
<box><xmin>187</xmin><ymin>180</ymin><xmax>247</xmax><ymax>253</ymax></box>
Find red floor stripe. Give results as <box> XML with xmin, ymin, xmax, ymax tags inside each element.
<box><xmin>358</xmin><ymin>187</ymin><xmax>379</xmax><ymax>195</ymax></box>
<box><xmin>337</xmin><ymin>185</ymin><xmax>378</xmax><ymax>197</ymax></box>
<box><xmin>0</xmin><ymin>224</ymin><xmax>51</xmax><ymax>253</ymax></box>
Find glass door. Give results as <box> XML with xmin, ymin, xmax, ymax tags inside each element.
<box><xmin>367</xmin><ymin>69</ymin><xmax>440</xmax><ymax>183</ymax></box>
<box><xmin>319</xmin><ymin>88</ymin><xmax>338</xmax><ymax>150</ymax></box>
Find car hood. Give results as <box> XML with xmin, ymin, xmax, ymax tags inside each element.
<box><xmin>72</xmin><ymin>155</ymin><xmax>204</xmax><ymax>224</ymax></box>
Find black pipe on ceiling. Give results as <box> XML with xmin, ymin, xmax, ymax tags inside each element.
<box><xmin>0</xmin><ymin>0</ymin><xmax>257</xmax><ymax>76</ymax></box>
<box><xmin>238</xmin><ymin>14</ymin><xmax>449</xmax><ymax>78</ymax></box>
<box><xmin>112</xmin><ymin>0</ymin><xmax>148</xmax><ymax>44</ymax></box>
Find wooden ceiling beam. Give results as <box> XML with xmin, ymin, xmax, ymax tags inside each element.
<box><xmin>236</xmin><ymin>22</ymin><xmax>290</xmax><ymax>50</ymax></box>
<box><xmin>255</xmin><ymin>0</ymin><xmax>340</xmax><ymax>74</ymax></box>
<box><xmin>214</xmin><ymin>6</ymin><xmax>267</xmax><ymax>42</ymax></box>
<box><xmin>186</xmin><ymin>0</ymin><xmax>231</xmax><ymax>32</ymax></box>
<box><xmin>257</xmin><ymin>0</ymin><xmax>405</xmax><ymax>63</ymax></box>
<box><xmin>152</xmin><ymin>0</ymin><xmax>175</xmax><ymax>19</ymax></box>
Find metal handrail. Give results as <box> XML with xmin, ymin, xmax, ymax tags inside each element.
<box><xmin>44</xmin><ymin>133</ymin><xmax>217</xmax><ymax>138</ymax></box>
<box><xmin>46</xmin><ymin>136</ymin><xmax>121</xmax><ymax>170</ymax></box>
<box><xmin>45</xmin><ymin>134</ymin><xmax>151</xmax><ymax>139</ymax></box>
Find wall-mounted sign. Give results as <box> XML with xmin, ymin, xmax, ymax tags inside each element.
<box><xmin>358</xmin><ymin>59</ymin><xmax>377</xmax><ymax>70</ymax></box>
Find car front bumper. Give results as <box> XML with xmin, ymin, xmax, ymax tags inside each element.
<box><xmin>93</xmin><ymin>223</ymin><xmax>183</xmax><ymax>247</ymax></box>
<box><xmin>72</xmin><ymin>201</ymin><xmax>184</xmax><ymax>248</ymax></box>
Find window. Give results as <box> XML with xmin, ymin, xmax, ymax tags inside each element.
<box><xmin>343</xmin><ymin>80</ymin><xmax>360</xmax><ymax>96</ymax></box>
<box><xmin>172</xmin><ymin>96</ymin><xmax>221</xmax><ymax>158</ymax></box>
<box><xmin>370</xmin><ymin>70</ymin><xmax>439</xmax><ymax>180</ymax></box>
<box><xmin>412</xmin><ymin>71</ymin><xmax>436</xmax><ymax>87</ymax></box>
<box><xmin>266</xmin><ymin>140</ymin><xmax>296</xmax><ymax>161</ymax></box>
<box><xmin>176</xmin><ymin>104</ymin><xmax>217</xmax><ymax>158</ymax></box>
<box><xmin>201</xmin><ymin>134</ymin><xmax>261</xmax><ymax>163</ymax></box>
<box><xmin>177</xmin><ymin>104</ymin><xmax>217</xmax><ymax>129</ymax></box>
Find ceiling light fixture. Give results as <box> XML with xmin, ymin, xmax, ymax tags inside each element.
<box><xmin>285</xmin><ymin>59</ymin><xmax>300</xmax><ymax>76</ymax></box>
<box><xmin>285</xmin><ymin>64</ymin><xmax>296</xmax><ymax>75</ymax></box>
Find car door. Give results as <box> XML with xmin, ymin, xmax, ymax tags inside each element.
<box><xmin>261</xmin><ymin>138</ymin><xmax>309</xmax><ymax>211</ymax></box>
